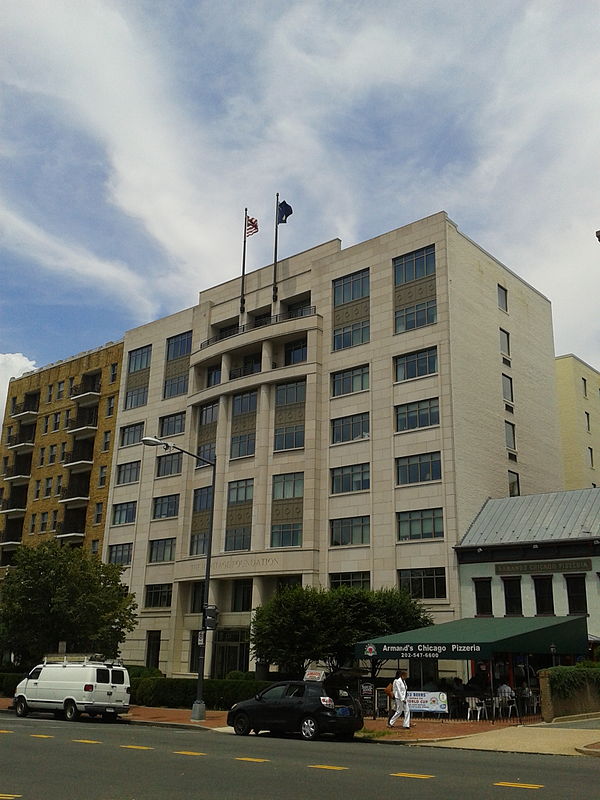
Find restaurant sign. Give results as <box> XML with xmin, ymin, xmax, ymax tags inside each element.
<box><xmin>362</xmin><ymin>642</ymin><xmax>482</xmax><ymax>659</ymax></box>
<box><xmin>495</xmin><ymin>559</ymin><xmax>591</xmax><ymax>576</ymax></box>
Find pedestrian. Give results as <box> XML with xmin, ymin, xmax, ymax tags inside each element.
<box><xmin>388</xmin><ymin>669</ymin><xmax>411</xmax><ymax>729</ymax></box>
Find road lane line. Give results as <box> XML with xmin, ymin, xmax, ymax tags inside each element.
<box><xmin>0</xmin><ymin>794</ymin><xmax>22</xmax><ymax>798</ymax></box>
<box><xmin>235</xmin><ymin>757</ymin><xmax>270</xmax><ymax>762</ymax></box>
<box><xmin>493</xmin><ymin>783</ymin><xmax>543</xmax><ymax>790</ymax></box>
<box><xmin>30</xmin><ymin>734</ymin><xmax>53</xmax><ymax>739</ymax></box>
<box><xmin>308</xmin><ymin>765</ymin><xmax>348</xmax><ymax>771</ymax></box>
<box><xmin>173</xmin><ymin>751</ymin><xmax>207</xmax><ymax>756</ymax></box>
<box><xmin>73</xmin><ymin>739</ymin><xmax>102</xmax><ymax>744</ymax></box>
<box><xmin>390</xmin><ymin>772</ymin><xmax>434</xmax><ymax>779</ymax></box>
<box><xmin>0</xmin><ymin>731</ymin><xmax>14</xmax><ymax>735</ymax></box>
<box><xmin>120</xmin><ymin>745</ymin><xmax>154</xmax><ymax>750</ymax></box>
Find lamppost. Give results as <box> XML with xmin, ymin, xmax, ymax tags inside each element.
<box><xmin>142</xmin><ymin>435</ymin><xmax>216</xmax><ymax>720</ymax></box>
<box><xmin>550</xmin><ymin>643</ymin><xmax>557</xmax><ymax>667</ymax></box>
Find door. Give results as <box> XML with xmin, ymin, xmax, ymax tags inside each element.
<box><xmin>253</xmin><ymin>683</ymin><xmax>288</xmax><ymax>729</ymax></box>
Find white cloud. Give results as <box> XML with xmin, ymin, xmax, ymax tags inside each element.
<box><xmin>0</xmin><ymin>354</ymin><xmax>37</xmax><ymax>422</ymax></box>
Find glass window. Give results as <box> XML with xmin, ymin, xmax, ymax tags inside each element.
<box><xmin>498</xmin><ymin>284</ymin><xmax>508</xmax><ymax>311</ymax></box>
<box><xmin>207</xmin><ymin>365</ymin><xmax>221</xmax><ymax>387</ymax></box>
<box><xmin>396</xmin><ymin>452</ymin><xmax>441</xmax><ymax>485</ymax></box>
<box><xmin>502</xmin><ymin>577</ymin><xmax>522</xmax><ymax>615</ymax></box>
<box><xmin>197</xmin><ymin>442</ymin><xmax>216</xmax><ymax>467</ymax></box>
<box><xmin>94</xmin><ymin>502</ymin><xmax>103</xmax><ymax>524</ymax></box>
<box><xmin>52</xmin><ymin>412</ymin><xmax>60</xmax><ymax>431</ymax></box>
<box><xmin>128</xmin><ymin>345</ymin><xmax>152</xmax><ymax>373</ymax></box>
<box><xmin>189</xmin><ymin>581</ymin><xmax>206</xmax><ymax>613</ymax></box>
<box><xmin>193</xmin><ymin>486</ymin><xmax>213</xmax><ymax>512</ymax></box>
<box><xmin>120</xmin><ymin>423</ymin><xmax>144</xmax><ymax>446</ymax></box>
<box><xmin>230</xmin><ymin>433</ymin><xmax>256</xmax><ymax>459</ymax></box>
<box><xmin>331</xmin><ymin>365</ymin><xmax>369</xmax><ymax>397</ymax></box>
<box><xmin>112</xmin><ymin>501</ymin><xmax>137</xmax><ymax>525</ymax></box>
<box><xmin>394</xmin><ymin>347</ymin><xmax>437</xmax><ymax>382</ymax></box>
<box><xmin>108</xmin><ymin>542</ymin><xmax>133</xmax><ymax>564</ymax></box>
<box><xmin>116</xmin><ymin>461</ymin><xmax>141</xmax><ymax>485</ymax></box>
<box><xmin>274</xmin><ymin>424</ymin><xmax>304</xmax><ymax>451</ymax></box>
<box><xmin>502</xmin><ymin>374</ymin><xmax>514</xmax><ymax>403</ymax></box>
<box><xmin>48</xmin><ymin>444</ymin><xmax>57</xmax><ymax>464</ymax></box>
<box><xmin>163</xmin><ymin>374</ymin><xmax>189</xmax><ymax>399</ymax></box>
<box><xmin>399</xmin><ymin>567</ymin><xmax>446</xmax><ymax>599</ymax></box>
<box><xmin>333</xmin><ymin>320</ymin><xmax>369</xmax><ymax>351</ymax></box>
<box><xmin>103</xmin><ymin>431</ymin><xmax>111</xmax><ymax>451</ymax></box>
<box><xmin>56</xmin><ymin>380</ymin><xmax>65</xmax><ymax>400</ymax></box>
<box><xmin>331</xmin><ymin>463</ymin><xmax>370</xmax><ymax>493</ymax></box>
<box><xmin>395</xmin><ymin>398</ymin><xmax>439</xmax><ymax>432</ymax></box>
<box><xmin>533</xmin><ymin>575</ymin><xmax>554</xmax><ymax>615</ymax></box>
<box><xmin>106</xmin><ymin>396</ymin><xmax>115</xmax><ymax>417</ymax></box>
<box><xmin>474</xmin><ymin>578</ymin><xmax>493</xmax><ymax>616</ymax></box>
<box><xmin>44</xmin><ymin>477</ymin><xmax>52</xmax><ymax>496</ymax></box>
<box><xmin>200</xmin><ymin>401</ymin><xmax>219</xmax><ymax>425</ymax></box>
<box><xmin>499</xmin><ymin>328</ymin><xmax>510</xmax><ymax>355</ymax></box>
<box><xmin>331</xmin><ymin>413</ymin><xmax>369</xmax><ymax>443</ymax></box>
<box><xmin>190</xmin><ymin>532</ymin><xmax>208</xmax><ymax>556</ymax></box>
<box><xmin>284</xmin><ymin>339</ymin><xmax>307</xmax><ymax>365</ymax></box>
<box><xmin>565</xmin><ymin>574</ymin><xmax>587</xmax><ymax>615</ymax></box>
<box><xmin>228</xmin><ymin>479</ymin><xmax>253</xmax><ymax>504</ymax></box>
<box><xmin>152</xmin><ymin>494</ymin><xmax>179</xmax><ymax>519</ymax></box>
<box><xmin>160</xmin><ymin>412</ymin><xmax>185</xmax><ymax>437</ymax></box>
<box><xmin>98</xmin><ymin>465</ymin><xmax>107</xmax><ymax>487</ymax></box>
<box><xmin>145</xmin><ymin>584</ymin><xmax>172</xmax><ymax>608</ymax></box>
<box><xmin>275</xmin><ymin>380</ymin><xmax>306</xmax><ymax>405</ymax></box>
<box><xmin>505</xmin><ymin>421</ymin><xmax>516</xmax><ymax>450</ymax></box>
<box><xmin>271</xmin><ymin>523</ymin><xmax>302</xmax><ymax>548</ymax></box>
<box><xmin>125</xmin><ymin>386</ymin><xmax>148</xmax><ymax>410</ymax></box>
<box><xmin>149</xmin><ymin>538</ymin><xmax>176</xmax><ymax>563</ymax></box>
<box><xmin>40</xmin><ymin>511</ymin><xmax>48</xmax><ymax>531</ymax></box>
<box><xmin>232</xmin><ymin>392</ymin><xmax>256</xmax><ymax>416</ymax></box>
<box><xmin>273</xmin><ymin>472</ymin><xmax>304</xmax><ymax>499</ymax></box>
<box><xmin>110</xmin><ymin>363</ymin><xmax>118</xmax><ymax>383</ymax></box>
<box><xmin>330</xmin><ymin>516</ymin><xmax>370</xmax><ymax>546</ymax></box>
<box><xmin>166</xmin><ymin>331</ymin><xmax>192</xmax><ymax>361</ymax></box>
<box><xmin>225</xmin><ymin>526</ymin><xmax>251</xmax><ymax>551</ymax></box>
<box><xmin>393</xmin><ymin>245</ymin><xmax>435</xmax><ymax>286</ymax></box>
<box><xmin>55</xmin><ymin>474</ymin><xmax>62</xmax><ymax>495</ymax></box>
<box><xmin>231</xmin><ymin>579</ymin><xmax>253</xmax><ymax>611</ymax></box>
<box><xmin>508</xmin><ymin>470</ymin><xmax>520</xmax><ymax>497</ymax></box>
<box><xmin>330</xmin><ymin>571</ymin><xmax>370</xmax><ymax>589</ymax></box>
<box><xmin>397</xmin><ymin>508</ymin><xmax>443</xmax><ymax>541</ymax></box>
<box><xmin>333</xmin><ymin>268</ymin><xmax>370</xmax><ymax>307</ymax></box>
<box><xmin>156</xmin><ymin>451</ymin><xmax>182</xmax><ymax>477</ymax></box>
<box><xmin>394</xmin><ymin>300</ymin><xmax>437</xmax><ymax>333</ymax></box>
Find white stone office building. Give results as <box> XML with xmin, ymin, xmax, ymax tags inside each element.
<box><xmin>104</xmin><ymin>211</ymin><xmax>564</xmax><ymax>677</ymax></box>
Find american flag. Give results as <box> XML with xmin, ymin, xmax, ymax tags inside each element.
<box><xmin>245</xmin><ymin>216</ymin><xmax>259</xmax><ymax>237</ymax></box>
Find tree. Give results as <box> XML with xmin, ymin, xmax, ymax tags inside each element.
<box><xmin>251</xmin><ymin>585</ymin><xmax>431</xmax><ymax>676</ymax></box>
<box><xmin>0</xmin><ymin>541</ymin><xmax>137</xmax><ymax>666</ymax></box>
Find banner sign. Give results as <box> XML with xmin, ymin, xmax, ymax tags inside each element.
<box><xmin>361</xmin><ymin>642</ymin><xmax>482</xmax><ymax>659</ymax></box>
<box><xmin>406</xmin><ymin>691</ymin><xmax>448</xmax><ymax>714</ymax></box>
<box><xmin>495</xmin><ymin>559</ymin><xmax>591</xmax><ymax>575</ymax></box>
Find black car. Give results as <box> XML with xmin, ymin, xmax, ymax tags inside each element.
<box><xmin>226</xmin><ymin>678</ymin><xmax>363</xmax><ymax>741</ymax></box>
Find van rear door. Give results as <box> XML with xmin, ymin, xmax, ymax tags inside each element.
<box><xmin>109</xmin><ymin>668</ymin><xmax>129</xmax><ymax>709</ymax></box>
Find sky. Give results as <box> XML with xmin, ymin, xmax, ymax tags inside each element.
<box><xmin>1</xmin><ymin>0</ymin><xmax>600</xmax><ymax>415</ymax></box>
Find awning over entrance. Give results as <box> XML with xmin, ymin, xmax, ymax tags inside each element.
<box><xmin>354</xmin><ymin>616</ymin><xmax>588</xmax><ymax>661</ymax></box>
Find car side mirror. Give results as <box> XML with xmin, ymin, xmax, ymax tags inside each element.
<box><xmin>255</xmin><ymin>693</ymin><xmax>262</xmax><ymax>701</ymax></box>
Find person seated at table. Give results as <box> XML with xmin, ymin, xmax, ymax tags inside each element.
<box><xmin>497</xmin><ymin>680</ymin><xmax>515</xmax><ymax>699</ymax></box>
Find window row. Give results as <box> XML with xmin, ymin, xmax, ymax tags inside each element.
<box><xmin>473</xmin><ymin>573</ymin><xmax>589</xmax><ymax>617</ymax></box>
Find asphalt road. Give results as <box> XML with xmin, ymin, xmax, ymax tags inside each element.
<box><xmin>1</xmin><ymin>715</ymin><xmax>599</xmax><ymax>800</ymax></box>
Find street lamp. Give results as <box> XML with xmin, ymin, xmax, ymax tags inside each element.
<box><xmin>142</xmin><ymin>435</ymin><xmax>216</xmax><ymax>720</ymax></box>
<box><xmin>550</xmin><ymin>643</ymin><xmax>557</xmax><ymax>667</ymax></box>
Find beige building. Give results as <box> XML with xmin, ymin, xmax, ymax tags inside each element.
<box><xmin>103</xmin><ymin>211</ymin><xmax>564</xmax><ymax>677</ymax></box>
<box><xmin>556</xmin><ymin>354</ymin><xmax>600</xmax><ymax>489</ymax></box>
<box><xmin>0</xmin><ymin>342</ymin><xmax>123</xmax><ymax>570</ymax></box>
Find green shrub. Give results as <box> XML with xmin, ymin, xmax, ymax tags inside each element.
<box><xmin>126</xmin><ymin>665</ymin><xmax>163</xmax><ymax>679</ymax></box>
<box><xmin>549</xmin><ymin>666</ymin><xmax>600</xmax><ymax>699</ymax></box>
<box><xmin>0</xmin><ymin>673</ymin><xmax>23</xmax><ymax>697</ymax></box>
<box><xmin>133</xmin><ymin>678</ymin><xmax>272</xmax><ymax>709</ymax></box>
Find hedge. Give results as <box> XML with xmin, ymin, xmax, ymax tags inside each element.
<box><xmin>133</xmin><ymin>677</ymin><xmax>272</xmax><ymax>710</ymax></box>
<box><xmin>548</xmin><ymin>665</ymin><xmax>600</xmax><ymax>700</ymax></box>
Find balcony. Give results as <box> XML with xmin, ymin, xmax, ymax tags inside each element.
<box><xmin>67</xmin><ymin>409</ymin><xmax>98</xmax><ymax>439</ymax></box>
<box><xmin>10</xmin><ymin>398</ymin><xmax>40</xmax><ymax>422</ymax></box>
<box><xmin>55</xmin><ymin>521</ymin><xmax>85</xmax><ymax>543</ymax></box>
<box><xmin>64</xmin><ymin>446</ymin><xmax>94</xmax><ymax>473</ymax></box>
<box><xmin>7</xmin><ymin>431</ymin><xmax>36</xmax><ymax>453</ymax></box>
<box><xmin>0</xmin><ymin>497</ymin><xmax>27</xmax><ymax>517</ymax></box>
<box><xmin>198</xmin><ymin>307</ymin><xmax>317</xmax><ymax>351</ymax></box>
<box><xmin>228</xmin><ymin>362</ymin><xmax>262</xmax><ymax>381</ymax></box>
<box><xmin>70</xmin><ymin>377</ymin><xmax>101</xmax><ymax>407</ymax></box>
<box><xmin>58</xmin><ymin>484</ymin><xmax>90</xmax><ymax>508</ymax></box>
<box><xmin>4</xmin><ymin>463</ymin><xmax>32</xmax><ymax>485</ymax></box>
<box><xmin>0</xmin><ymin>526</ymin><xmax>23</xmax><ymax>548</ymax></box>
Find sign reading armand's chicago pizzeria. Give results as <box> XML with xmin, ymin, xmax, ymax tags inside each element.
<box><xmin>362</xmin><ymin>642</ymin><xmax>482</xmax><ymax>659</ymax></box>
<box><xmin>495</xmin><ymin>559</ymin><xmax>591</xmax><ymax>575</ymax></box>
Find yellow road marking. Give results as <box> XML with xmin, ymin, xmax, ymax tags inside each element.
<box><xmin>30</xmin><ymin>734</ymin><xmax>53</xmax><ymax>739</ymax></box>
<box><xmin>235</xmin><ymin>757</ymin><xmax>270</xmax><ymax>762</ymax></box>
<box><xmin>0</xmin><ymin>794</ymin><xmax>22</xmax><ymax>798</ymax></box>
<box><xmin>493</xmin><ymin>783</ymin><xmax>543</xmax><ymax>790</ymax></box>
<box><xmin>73</xmin><ymin>739</ymin><xmax>102</xmax><ymax>744</ymax></box>
<box><xmin>120</xmin><ymin>745</ymin><xmax>154</xmax><ymax>750</ymax></box>
<box><xmin>0</xmin><ymin>731</ymin><xmax>14</xmax><ymax>734</ymax></box>
<box><xmin>308</xmin><ymin>765</ymin><xmax>348</xmax><ymax>771</ymax></box>
<box><xmin>173</xmin><ymin>751</ymin><xmax>207</xmax><ymax>756</ymax></box>
<box><xmin>390</xmin><ymin>772</ymin><xmax>434</xmax><ymax>779</ymax></box>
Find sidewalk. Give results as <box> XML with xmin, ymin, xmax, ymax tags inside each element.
<box><xmin>2</xmin><ymin>697</ymin><xmax>599</xmax><ymax>757</ymax></box>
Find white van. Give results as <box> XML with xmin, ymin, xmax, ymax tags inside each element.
<box><xmin>14</xmin><ymin>654</ymin><xmax>131</xmax><ymax>721</ymax></box>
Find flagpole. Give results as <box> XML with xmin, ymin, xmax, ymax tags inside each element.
<box><xmin>240</xmin><ymin>208</ymin><xmax>247</xmax><ymax>315</ymax></box>
<box><xmin>273</xmin><ymin>193</ymin><xmax>279</xmax><ymax>303</ymax></box>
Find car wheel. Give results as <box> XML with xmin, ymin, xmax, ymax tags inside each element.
<box><xmin>64</xmin><ymin>701</ymin><xmax>80</xmax><ymax>722</ymax></box>
<box><xmin>233</xmin><ymin>712</ymin><xmax>251</xmax><ymax>736</ymax></box>
<box><xmin>15</xmin><ymin>697</ymin><xmax>28</xmax><ymax>718</ymax></box>
<box><xmin>300</xmin><ymin>715</ymin><xmax>320</xmax><ymax>741</ymax></box>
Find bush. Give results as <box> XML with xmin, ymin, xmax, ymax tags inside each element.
<box><xmin>133</xmin><ymin>678</ymin><xmax>272</xmax><ymax>709</ymax></box>
<box><xmin>549</xmin><ymin>666</ymin><xmax>600</xmax><ymax>699</ymax></box>
<box><xmin>126</xmin><ymin>665</ymin><xmax>163</xmax><ymax>680</ymax></box>
<box><xmin>0</xmin><ymin>673</ymin><xmax>23</xmax><ymax>697</ymax></box>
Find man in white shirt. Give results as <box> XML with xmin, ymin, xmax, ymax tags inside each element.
<box><xmin>388</xmin><ymin>669</ymin><xmax>411</xmax><ymax>729</ymax></box>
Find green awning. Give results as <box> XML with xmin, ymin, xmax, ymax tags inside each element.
<box><xmin>354</xmin><ymin>616</ymin><xmax>588</xmax><ymax>661</ymax></box>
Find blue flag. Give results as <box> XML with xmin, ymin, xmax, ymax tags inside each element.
<box><xmin>277</xmin><ymin>200</ymin><xmax>293</xmax><ymax>224</ymax></box>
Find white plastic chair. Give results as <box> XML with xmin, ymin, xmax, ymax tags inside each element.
<box><xmin>466</xmin><ymin>696</ymin><xmax>488</xmax><ymax>720</ymax></box>
<box><xmin>496</xmin><ymin>689</ymin><xmax>517</xmax><ymax>718</ymax></box>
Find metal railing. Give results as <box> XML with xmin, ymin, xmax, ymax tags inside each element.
<box><xmin>198</xmin><ymin>306</ymin><xmax>316</xmax><ymax>350</ymax></box>
<box><xmin>11</xmin><ymin>400</ymin><xmax>39</xmax><ymax>416</ymax></box>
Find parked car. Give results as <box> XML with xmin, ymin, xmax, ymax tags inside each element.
<box><xmin>226</xmin><ymin>677</ymin><xmax>363</xmax><ymax>740</ymax></box>
<box><xmin>13</xmin><ymin>654</ymin><xmax>130</xmax><ymax>721</ymax></box>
